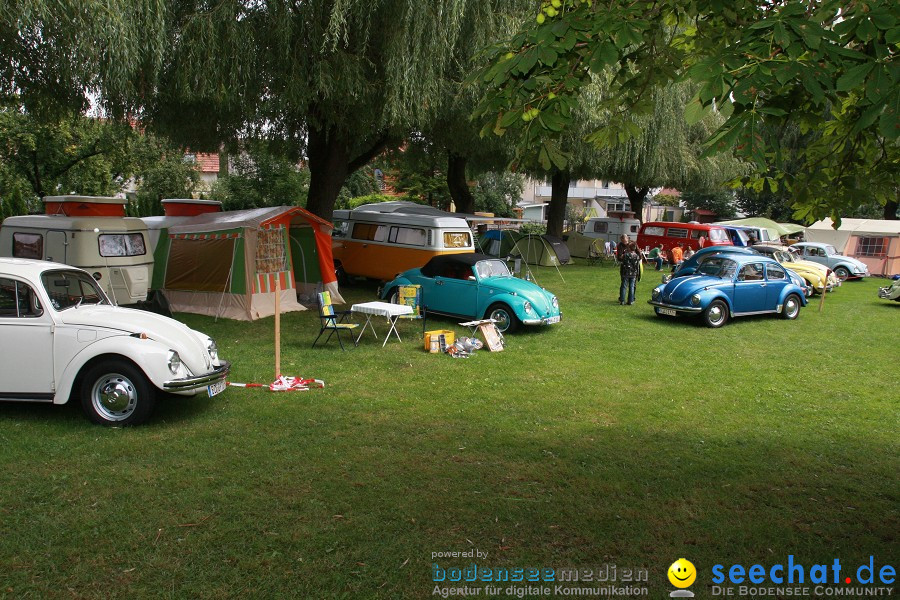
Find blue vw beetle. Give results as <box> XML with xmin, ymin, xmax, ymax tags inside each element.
<box><xmin>649</xmin><ymin>254</ymin><xmax>808</xmax><ymax>328</ymax></box>
<box><xmin>379</xmin><ymin>253</ymin><xmax>561</xmax><ymax>332</ymax></box>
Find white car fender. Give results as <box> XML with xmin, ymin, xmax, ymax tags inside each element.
<box><xmin>54</xmin><ymin>334</ymin><xmax>177</xmax><ymax>404</ymax></box>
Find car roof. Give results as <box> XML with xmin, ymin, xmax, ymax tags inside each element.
<box><xmin>0</xmin><ymin>257</ymin><xmax>77</xmax><ymax>278</ymax></box>
<box><xmin>420</xmin><ymin>253</ymin><xmax>493</xmax><ymax>277</ymax></box>
<box><xmin>752</xmin><ymin>245</ymin><xmax>782</xmax><ymax>254</ymax></box>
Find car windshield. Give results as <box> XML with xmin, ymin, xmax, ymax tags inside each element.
<box><xmin>774</xmin><ymin>251</ymin><xmax>794</xmax><ymax>263</ymax></box>
<box><xmin>696</xmin><ymin>257</ymin><xmax>737</xmax><ymax>278</ymax></box>
<box><xmin>475</xmin><ymin>259</ymin><xmax>512</xmax><ymax>279</ymax></box>
<box><xmin>41</xmin><ymin>270</ymin><xmax>109</xmax><ymax>311</ymax></box>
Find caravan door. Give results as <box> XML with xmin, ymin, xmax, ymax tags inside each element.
<box><xmin>45</xmin><ymin>230</ymin><xmax>67</xmax><ymax>263</ymax></box>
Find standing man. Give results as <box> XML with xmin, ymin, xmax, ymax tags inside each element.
<box><xmin>616</xmin><ymin>234</ymin><xmax>630</xmax><ymax>261</ymax></box>
<box><xmin>619</xmin><ymin>242</ymin><xmax>641</xmax><ymax>305</ymax></box>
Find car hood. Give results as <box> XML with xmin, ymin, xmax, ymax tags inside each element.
<box><xmin>482</xmin><ymin>277</ymin><xmax>558</xmax><ymax>311</ymax></box>
<box><xmin>56</xmin><ymin>305</ymin><xmax>212</xmax><ymax>372</ymax></box>
<box><xmin>660</xmin><ymin>275</ymin><xmax>731</xmax><ymax>304</ymax></box>
<box><xmin>788</xmin><ymin>260</ymin><xmax>828</xmax><ymax>277</ymax></box>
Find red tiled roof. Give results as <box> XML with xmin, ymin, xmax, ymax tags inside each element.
<box><xmin>195</xmin><ymin>153</ymin><xmax>220</xmax><ymax>173</ymax></box>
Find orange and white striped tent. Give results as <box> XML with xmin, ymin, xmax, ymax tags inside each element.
<box><xmin>146</xmin><ymin>206</ymin><xmax>342</xmax><ymax>321</ymax></box>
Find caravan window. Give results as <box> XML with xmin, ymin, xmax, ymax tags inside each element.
<box><xmin>12</xmin><ymin>233</ymin><xmax>43</xmax><ymax>259</ymax></box>
<box><xmin>592</xmin><ymin>221</ymin><xmax>608</xmax><ymax>234</ymax></box>
<box><xmin>443</xmin><ymin>232</ymin><xmax>472</xmax><ymax>249</ymax></box>
<box><xmin>352</xmin><ymin>223</ymin><xmax>387</xmax><ymax>242</ymax></box>
<box><xmin>98</xmin><ymin>233</ymin><xmax>146</xmax><ymax>257</ymax></box>
<box><xmin>388</xmin><ymin>226</ymin><xmax>426</xmax><ymax>246</ymax></box>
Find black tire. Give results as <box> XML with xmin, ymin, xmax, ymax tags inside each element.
<box><xmin>335</xmin><ymin>263</ymin><xmax>349</xmax><ymax>286</ymax></box>
<box><xmin>781</xmin><ymin>293</ymin><xmax>801</xmax><ymax>320</ymax></box>
<box><xmin>80</xmin><ymin>359</ymin><xmax>156</xmax><ymax>426</ymax></box>
<box><xmin>486</xmin><ymin>303</ymin><xmax>519</xmax><ymax>333</ymax></box>
<box><xmin>834</xmin><ymin>266</ymin><xmax>850</xmax><ymax>281</ymax></box>
<box><xmin>702</xmin><ymin>299</ymin><xmax>729</xmax><ymax>328</ymax></box>
<box><xmin>387</xmin><ymin>287</ymin><xmax>399</xmax><ymax>304</ymax></box>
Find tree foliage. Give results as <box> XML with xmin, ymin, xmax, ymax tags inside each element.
<box><xmin>473</xmin><ymin>0</ymin><xmax>900</xmax><ymax>224</ymax></box>
<box><xmin>681</xmin><ymin>189</ymin><xmax>739</xmax><ymax>221</ymax></box>
<box><xmin>208</xmin><ymin>142</ymin><xmax>310</xmax><ymax>211</ymax></box>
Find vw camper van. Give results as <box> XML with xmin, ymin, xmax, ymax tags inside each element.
<box><xmin>332</xmin><ymin>203</ymin><xmax>475</xmax><ymax>281</ymax></box>
<box><xmin>0</xmin><ymin>196</ymin><xmax>153</xmax><ymax>304</ymax></box>
<box><xmin>637</xmin><ymin>221</ymin><xmax>732</xmax><ymax>252</ymax></box>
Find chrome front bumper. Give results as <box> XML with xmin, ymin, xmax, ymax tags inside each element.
<box><xmin>164</xmin><ymin>361</ymin><xmax>231</xmax><ymax>391</ymax></box>
<box><xmin>878</xmin><ymin>287</ymin><xmax>898</xmax><ymax>299</ymax></box>
<box><xmin>647</xmin><ymin>300</ymin><xmax>703</xmax><ymax>314</ymax></box>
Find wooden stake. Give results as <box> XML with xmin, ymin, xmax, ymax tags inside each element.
<box><xmin>818</xmin><ymin>282</ymin><xmax>826</xmax><ymax>312</ymax></box>
<box><xmin>274</xmin><ymin>278</ymin><xmax>281</xmax><ymax>378</ymax></box>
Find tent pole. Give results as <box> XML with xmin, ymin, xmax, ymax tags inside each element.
<box><xmin>540</xmin><ymin>236</ymin><xmax>566</xmax><ymax>283</ymax></box>
<box><xmin>275</xmin><ymin>278</ymin><xmax>281</xmax><ymax>378</ymax></box>
<box><xmin>215</xmin><ymin>239</ymin><xmax>237</xmax><ymax>323</ymax></box>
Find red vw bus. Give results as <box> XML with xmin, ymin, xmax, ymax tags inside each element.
<box><xmin>637</xmin><ymin>222</ymin><xmax>732</xmax><ymax>252</ymax></box>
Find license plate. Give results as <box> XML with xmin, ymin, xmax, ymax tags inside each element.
<box><xmin>207</xmin><ymin>380</ymin><xmax>226</xmax><ymax>398</ymax></box>
<box><xmin>658</xmin><ymin>307</ymin><xmax>677</xmax><ymax>316</ymax></box>
<box><xmin>546</xmin><ymin>315</ymin><xmax>561</xmax><ymax>324</ymax></box>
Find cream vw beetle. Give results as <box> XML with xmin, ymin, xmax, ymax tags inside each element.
<box><xmin>0</xmin><ymin>258</ymin><xmax>230</xmax><ymax>426</ymax></box>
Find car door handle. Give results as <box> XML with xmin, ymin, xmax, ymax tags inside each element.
<box><xmin>436</xmin><ymin>280</ymin><xmax>443</xmax><ymax>285</ymax></box>
<box><xmin>760</xmin><ymin>283</ymin><xmax>766</xmax><ymax>287</ymax></box>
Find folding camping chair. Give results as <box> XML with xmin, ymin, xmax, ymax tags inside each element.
<box><xmin>587</xmin><ymin>239</ymin><xmax>604</xmax><ymax>266</ymax></box>
<box><xmin>391</xmin><ymin>284</ymin><xmax>426</xmax><ymax>337</ymax></box>
<box><xmin>312</xmin><ymin>291</ymin><xmax>359</xmax><ymax>350</ymax></box>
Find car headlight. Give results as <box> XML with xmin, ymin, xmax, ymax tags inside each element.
<box><xmin>551</xmin><ymin>296</ymin><xmax>558</xmax><ymax>309</ymax></box>
<box><xmin>652</xmin><ymin>287</ymin><xmax>661</xmax><ymax>300</ymax></box>
<box><xmin>207</xmin><ymin>338</ymin><xmax>219</xmax><ymax>361</ymax></box>
<box><xmin>690</xmin><ymin>294</ymin><xmax>701</xmax><ymax>306</ymax></box>
<box><xmin>523</xmin><ymin>301</ymin><xmax>534</xmax><ymax>314</ymax></box>
<box><xmin>167</xmin><ymin>350</ymin><xmax>182</xmax><ymax>375</ymax></box>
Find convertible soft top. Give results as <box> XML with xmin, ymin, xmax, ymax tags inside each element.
<box><xmin>420</xmin><ymin>253</ymin><xmax>492</xmax><ymax>277</ymax></box>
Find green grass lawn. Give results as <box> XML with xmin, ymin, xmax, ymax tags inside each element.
<box><xmin>1</xmin><ymin>264</ymin><xmax>897</xmax><ymax>599</ymax></box>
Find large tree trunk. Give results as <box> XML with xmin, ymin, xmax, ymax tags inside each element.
<box><xmin>546</xmin><ymin>169</ymin><xmax>570</xmax><ymax>238</ymax></box>
<box><xmin>305</xmin><ymin>120</ymin><xmax>393</xmax><ymax>222</ymax></box>
<box><xmin>447</xmin><ymin>153</ymin><xmax>475</xmax><ymax>214</ymax></box>
<box><xmin>625</xmin><ymin>184</ymin><xmax>650</xmax><ymax>223</ymax></box>
<box><xmin>305</xmin><ymin>124</ymin><xmax>351</xmax><ymax>223</ymax></box>
<box><xmin>884</xmin><ymin>198</ymin><xmax>898</xmax><ymax>220</ymax></box>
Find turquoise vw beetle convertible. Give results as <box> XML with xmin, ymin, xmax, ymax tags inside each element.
<box><xmin>380</xmin><ymin>254</ymin><xmax>561</xmax><ymax>332</ymax></box>
<box><xmin>649</xmin><ymin>254</ymin><xmax>808</xmax><ymax>328</ymax></box>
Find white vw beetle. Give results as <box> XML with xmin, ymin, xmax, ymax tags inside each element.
<box><xmin>0</xmin><ymin>258</ymin><xmax>230</xmax><ymax>426</ymax></box>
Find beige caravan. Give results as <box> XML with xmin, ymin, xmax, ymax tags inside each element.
<box><xmin>0</xmin><ymin>196</ymin><xmax>152</xmax><ymax>304</ymax></box>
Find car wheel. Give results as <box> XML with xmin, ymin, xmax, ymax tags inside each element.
<box><xmin>486</xmin><ymin>303</ymin><xmax>519</xmax><ymax>333</ymax></box>
<box><xmin>80</xmin><ymin>359</ymin><xmax>156</xmax><ymax>426</ymax></box>
<box><xmin>781</xmin><ymin>293</ymin><xmax>801</xmax><ymax>320</ymax></box>
<box><xmin>335</xmin><ymin>263</ymin><xmax>349</xmax><ymax>286</ymax></box>
<box><xmin>834</xmin><ymin>266</ymin><xmax>850</xmax><ymax>281</ymax></box>
<box><xmin>702</xmin><ymin>300</ymin><xmax>728</xmax><ymax>328</ymax></box>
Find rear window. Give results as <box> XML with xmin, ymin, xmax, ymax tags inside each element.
<box><xmin>443</xmin><ymin>232</ymin><xmax>472</xmax><ymax>248</ymax></box>
<box><xmin>643</xmin><ymin>226</ymin><xmax>665</xmax><ymax>236</ymax></box>
<box><xmin>98</xmin><ymin>233</ymin><xmax>146</xmax><ymax>257</ymax></box>
<box><xmin>12</xmin><ymin>232</ymin><xmax>43</xmax><ymax>259</ymax></box>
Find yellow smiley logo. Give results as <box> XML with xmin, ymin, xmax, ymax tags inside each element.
<box><xmin>668</xmin><ymin>558</ymin><xmax>697</xmax><ymax>588</ymax></box>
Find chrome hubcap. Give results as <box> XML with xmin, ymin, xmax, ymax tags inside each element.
<box><xmin>491</xmin><ymin>309</ymin><xmax>510</xmax><ymax>331</ymax></box>
<box><xmin>708</xmin><ymin>305</ymin><xmax>724</xmax><ymax>325</ymax></box>
<box><xmin>786</xmin><ymin>298</ymin><xmax>798</xmax><ymax>317</ymax></box>
<box><xmin>92</xmin><ymin>373</ymin><xmax>137</xmax><ymax>421</ymax></box>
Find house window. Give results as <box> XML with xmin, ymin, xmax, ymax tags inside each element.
<box><xmin>183</xmin><ymin>153</ymin><xmax>197</xmax><ymax>164</ymax></box>
<box><xmin>856</xmin><ymin>236</ymin><xmax>887</xmax><ymax>257</ymax></box>
<box><xmin>13</xmin><ymin>232</ymin><xmax>43</xmax><ymax>259</ymax></box>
